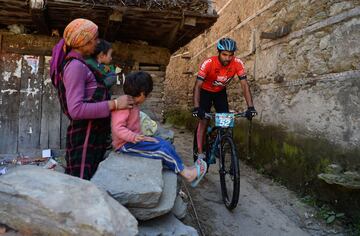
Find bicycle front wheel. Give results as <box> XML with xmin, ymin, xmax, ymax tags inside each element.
<box><xmin>219</xmin><ymin>135</ymin><xmax>240</xmax><ymax>210</ymax></box>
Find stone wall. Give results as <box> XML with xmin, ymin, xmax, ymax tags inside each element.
<box><xmin>164</xmin><ymin>0</ymin><xmax>360</xmax><ymax>148</ymax></box>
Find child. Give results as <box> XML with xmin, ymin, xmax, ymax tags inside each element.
<box><xmin>112</xmin><ymin>71</ymin><xmax>207</xmax><ymax>187</ymax></box>
<box><xmin>86</xmin><ymin>39</ymin><xmax>117</xmax><ymax>89</ymax></box>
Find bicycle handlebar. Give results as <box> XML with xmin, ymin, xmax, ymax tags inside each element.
<box><xmin>204</xmin><ymin>112</ymin><xmax>247</xmax><ymax>119</ymax></box>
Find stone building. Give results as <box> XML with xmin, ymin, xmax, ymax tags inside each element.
<box><xmin>165</xmin><ymin>0</ymin><xmax>360</xmax><ymax>149</ymax></box>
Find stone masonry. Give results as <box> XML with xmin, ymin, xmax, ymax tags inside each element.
<box><xmin>164</xmin><ymin>0</ymin><xmax>360</xmax><ymax>148</ymax></box>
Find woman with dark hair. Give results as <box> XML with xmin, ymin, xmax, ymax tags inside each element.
<box><xmin>50</xmin><ymin>18</ymin><xmax>133</xmax><ymax>180</ymax></box>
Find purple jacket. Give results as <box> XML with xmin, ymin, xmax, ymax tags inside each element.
<box><xmin>63</xmin><ymin>51</ymin><xmax>110</xmax><ymax>120</ymax></box>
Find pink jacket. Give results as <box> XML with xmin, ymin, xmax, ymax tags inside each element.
<box><xmin>111</xmin><ymin>106</ymin><xmax>142</xmax><ymax>150</ymax></box>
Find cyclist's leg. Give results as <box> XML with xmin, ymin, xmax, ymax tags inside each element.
<box><xmin>213</xmin><ymin>88</ymin><xmax>229</xmax><ymax>113</ymax></box>
<box><xmin>196</xmin><ymin>120</ymin><xmax>208</xmax><ymax>156</ymax></box>
<box><xmin>197</xmin><ymin>89</ymin><xmax>212</xmax><ymax>156</ymax></box>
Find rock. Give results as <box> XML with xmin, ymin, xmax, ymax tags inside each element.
<box><xmin>155</xmin><ymin>124</ymin><xmax>175</xmax><ymax>143</ymax></box>
<box><xmin>330</xmin><ymin>2</ymin><xmax>353</xmax><ymax>16</ymax></box>
<box><xmin>172</xmin><ymin>195</ymin><xmax>188</xmax><ymax>220</ymax></box>
<box><xmin>91</xmin><ymin>152</ymin><xmax>163</xmax><ymax>208</ymax></box>
<box><xmin>319</xmin><ymin>35</ymin><xmax>330</xmax><ymax>50</ymax></box>
<box><xmin>0</xmin><ymin>166</ymin><xmax>138</xmax><ymax>236</ymax></box>
<box><xmin>306</xmin><ymin>46</ymin><xmax>328</xmax><ymax>75</ymax></box>
<box><xmin>318</xmin><ymin>172</ymin><xmax>360</xmax><ymax>190</ymax></box>
<box><xmin>138</xmin><ymin>213</ymin><xmax>198</xmax><ymax>236</ymax></box>
<box><xmin>7</xmin><ymin>24</ymin><xmax>26</xmax><ymax>34</ymax></box>
<box><xmin>344</xmin><ymin>171</ymin><xmax>360</xmax><ymax>181</ymax></box>
<box><xmin>325</xmin><ymin>164</ymin><xmax>343</xmax><ymax>175</ymax></box>
<box><xmin>329</xmin><ymin>18</ymin><xmax>360</xmax><ymax>72</ymax></box>
<box><xmin>129</xmin><ymin>170</ymin><xmax>178</xmax><ymax>220</ymax></box>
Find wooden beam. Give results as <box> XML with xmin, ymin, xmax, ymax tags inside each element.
<box><xmin>109</xmin><ymin>10</ymin><xmax>123</xmax><ymax>22</ymax></box>
<box><xmin>1</xmin><ymin>33</ymin><xmax>171</xmax><ymax>66</ymax></box>
<box><xmin>167</xmin><ymin>23</ymin><xmax>180</xmax><ymax>49</ymax></box>
<box><xmin>104</xmin><ymin>10</ymin><xmax>124</xmax><ymax>41</ymax></box>
<box><xmin>1</xmin><ymin>34</ymin><xmax>59</xmax><ymax>56</ymax></box>
<box><xmin>29</xmin><ymin>0</ymin><xmax>49</xmax><ymax>35</ymax></box>
<box><xmin>29</xmin><ymin>0</ymin><xmax>45</xmax><ymax>9</ymax></box>
<box><xmin>112</xmin><ymin>42</ymin><xmax>171</xmax><ymax>66</ymax></box>
<box><xmin>207</xmin><ymin>0</ymin><xmax>215</xmax><ymax>15</ymax></box>
<box><xmin>184</xmin><ymin>16</ymin><xmax>197</xmax><ymax>27</ymax></box>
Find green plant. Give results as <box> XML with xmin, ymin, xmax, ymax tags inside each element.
<box><xmin>353</xmin><ymin>218</ymin><xmax>360</xmax><ymax>236</ymax></box>
<box><xmin>164</xmin><ymin>109</ymin><xmax>197</xmax><ymax>130</ymax></box>
<box><xmin>317</xmin><ymin>205</ymin><xmax>345</xmax><ymax>224</ymax></box>
<box><xmin>301</xmin><ymin>195</ymin><xmax>317</xmax><ymax>207</ymax></box>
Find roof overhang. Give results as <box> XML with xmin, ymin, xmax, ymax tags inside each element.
<box><xmin>0</xmin><ymin>0</ymin><xmax>218</xmax><ymax>52</ymax></box>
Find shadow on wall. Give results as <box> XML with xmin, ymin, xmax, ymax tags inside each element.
<box><xmin>164</xmin><ymin>109</ymin><xmax>360</xmax><ymax>220</ymax></box>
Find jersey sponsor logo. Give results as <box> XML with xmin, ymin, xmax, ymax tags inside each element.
<box><xmin>212</xmin><ymin>76</ymin><xmax>234</xmax><ymax>87</ymax></box>
<box><xmin>212</xmin><ymin>80</ymin><xmax>226</xmax><ymax>86</ymax></box>
<box><xmin>200</xmin><ymin>58</ymin><xmax>212</xmax><ymax>71</ymax></box>
<box><xmin>217</xmin><ymin>76</ymin><xmax>228</xmax><ymax>82</ymax></box>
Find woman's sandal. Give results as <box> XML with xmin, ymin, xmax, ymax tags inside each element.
<box><xmin>191</xmin><ymin>159</ymin><xmax>207</xmax><ymax>187</ymax></box>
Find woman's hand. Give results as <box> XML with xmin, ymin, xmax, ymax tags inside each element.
<box><xmin>109</xmin><ymin>95</ymin><xmax>135</xmax><ymax>111</ymax></box>
<box><xmin>116</xmin><ymin>95</ymin><xmax>134</xmax><ymax>109</ymax></box>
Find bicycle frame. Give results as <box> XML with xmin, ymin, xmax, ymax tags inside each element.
<box><xmin>205</xmin><ymin>112</ymin><xmax>246</xmax><ymax>162</ymax></box>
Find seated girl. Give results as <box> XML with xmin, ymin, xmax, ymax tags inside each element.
<box><xmin>111</xmin><ymin>71</ymin><xmax>207</xmax><ymax>187</ymax></box>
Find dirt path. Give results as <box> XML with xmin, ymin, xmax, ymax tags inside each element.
<box><xmin>172</xmin><ymin>128</ymin><xmax>348</xmax><ymax>236</ymax></box>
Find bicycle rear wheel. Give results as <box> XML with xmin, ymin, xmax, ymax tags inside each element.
<box><xmin>219</xmin><ymin>135</ymin><xmax>240</xmax><ymax>210</ymax></box>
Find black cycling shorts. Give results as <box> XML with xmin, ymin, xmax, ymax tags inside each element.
<box><xmin>199</xmin><ymin>88</ymin><xmax>229</xmax><ymax>113</ymax></box>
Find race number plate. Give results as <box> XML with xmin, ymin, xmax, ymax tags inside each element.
<box><xmin>215</xmin><ymin>113</ymin><xmax>234</xmax><ymax>128</ymax></box>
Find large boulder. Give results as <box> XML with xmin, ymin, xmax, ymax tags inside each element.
<box><xmin>91</xmin><ymin>152</ymin><xmax>163</xmax><ymax>208</ymax></box>
<box><xmin>171</xmin><ymin>195</ymin><xmax>188</xmax><ymax>220</ymax></box>
<box><xmin>138</xmin><ymin>213</ymin><xmax>198</xmax><ymax>236</ymax></box>
<box><xmin>129</xmin><ymin>170</ymin><xmax>177</xmax><ymax>220</ymax></box>
<box><xmin>0</xmin><ymin>166</ymin><xmax>138</xmax><ymax>236</ymax></box>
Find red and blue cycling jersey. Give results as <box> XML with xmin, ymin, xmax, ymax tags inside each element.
<box><xmin>197</xmin><ymin>56</ymin><xmax>246</xmax><ymax>93</ymax></box>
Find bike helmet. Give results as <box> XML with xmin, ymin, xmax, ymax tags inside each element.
<box><xmin>217</xmin><ymin>38</ymin><xmax>237</xmax><ymax>52</ymax></box>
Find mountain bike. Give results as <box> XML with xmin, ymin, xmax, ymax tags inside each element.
<box><xmin>193</xmin><ymin>112</ymin><xmax>247</xmax><ymax>210</ymax></box>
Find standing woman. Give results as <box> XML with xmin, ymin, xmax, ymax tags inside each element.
<box><xmin>50</xmin><ymin>18</ymin><xmax>133</xmax><ymax>180</ymax></box>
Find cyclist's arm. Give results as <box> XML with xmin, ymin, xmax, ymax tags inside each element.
<box><xmin>239</xmin><ymin>75</ymin><xmax>254</xmax><ymax>107</ymax></box>
<box><xmin>193</xmin><ymin>76</ymin><xmax>204</xmax><ymax>108</ymax></box>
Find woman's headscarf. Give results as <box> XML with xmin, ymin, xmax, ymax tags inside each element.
<box><xmin>50</xmin><ymin>18</ymin><xmax>98</xmax><ymax>88</ymax></box>
<box><xmin>63</xmin><ymin>18</ymin><xmax>98</xmax><ymax>48</ymax></box>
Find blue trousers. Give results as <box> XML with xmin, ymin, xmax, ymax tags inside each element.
<box><xmin>119</xmin><ymin>137</ymin><xmax>185</xmax><ymax>173</ymax></box>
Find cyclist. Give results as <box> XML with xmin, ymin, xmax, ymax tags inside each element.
<box><xmin>192</xmin><ymin>37</ymin><xmax>257</xmax><ymax>161</ymax></box>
